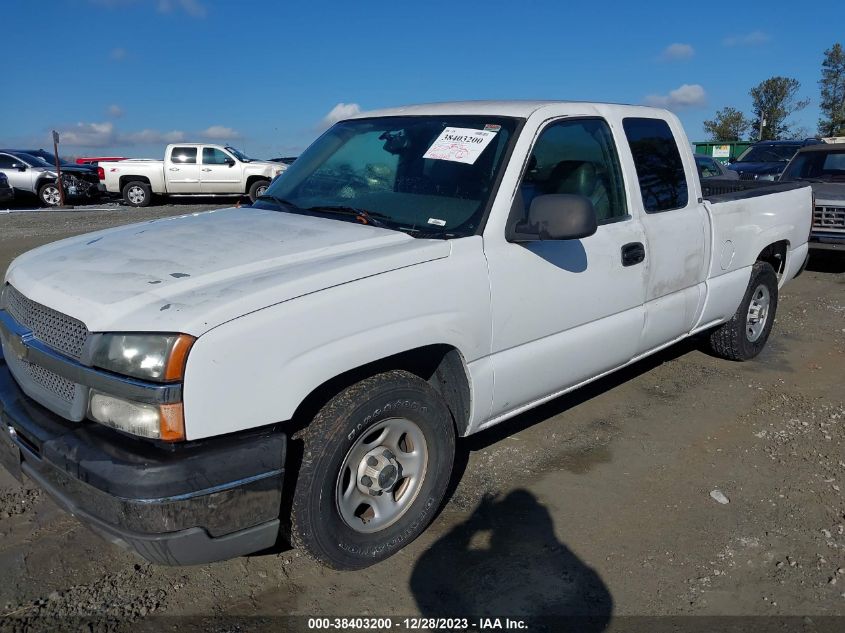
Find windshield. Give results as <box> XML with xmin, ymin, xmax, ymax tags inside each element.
<box><xmin>225</xmin><ymin>146</ymin><xmax>252</xmax><ymax>162</ymax></box>
<box><xmin>255</xmin><ymin>115</ymin><xmax>518</xmax><ymax>238</ymax></box>
<box><xmin>737</xmin><ymin>144</ymin><xmax>800</xmax><ymax>163</ymax></box>
<box><xmin>781</xmin><ymin>150</ymin><xmax>845</xmax><ymax>182</ymax></box>
<box><xmin>13</xmin><ymin>152</ymin><xmax>52</xmax><ymax>168</ymax></box>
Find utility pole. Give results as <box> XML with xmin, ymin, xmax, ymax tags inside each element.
<box><xmin>51</xmin><ymin>130</ymin><xmax>67</xmax><ymax>207</ymax></box>
<box><xmin>758</xmin><ymin>116</ymin><xmax>767</xmax><ymax>141</ymax></box>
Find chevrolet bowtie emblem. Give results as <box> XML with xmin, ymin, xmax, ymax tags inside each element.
<box><xmin>6</xmin><ymin>332</ymin><xmax>29</xmax><ymax>362</ymax></box>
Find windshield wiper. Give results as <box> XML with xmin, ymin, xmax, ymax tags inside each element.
<box><xmin>306</xmin><ymin>205</ymin><xmax>393</xmax><ymax>229</ymax></box>
<box><xmin>256</xmin><ymin>194</ymin><xmax>299</xmax><ymax>212</ymax></box>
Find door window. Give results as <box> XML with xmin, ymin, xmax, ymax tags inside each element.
<box><xmin>170</xmin><ymin>147</ymin><xmax>197</xmax><ymax>164</ymax></box>
<box><xmin>202</xmin><ymin>148</ymin><xmax>232</xmax><ymax>165</ymax></box>
<box><xmin>0</xmin><ymin>154</ymin><xmax>18</xmax><ymax>169</ymax></box>
<box><xmin>622</xmin><ymin>118</ymin><xmax>689</xmax><ymax>212</ymax></box>
<box><xmin>519</xmin><ymin>118</ymin><xmax>628</xmax><ymax>223</ymax></box>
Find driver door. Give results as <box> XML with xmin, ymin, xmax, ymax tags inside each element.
<box><xmin>200</xmin><ymin>147</ymin><xmax>242</xmax><ymax>193</ymax></box>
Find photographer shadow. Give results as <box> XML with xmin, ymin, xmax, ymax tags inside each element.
<box><xmin>410</xmin><ymin>489</ymin><xmax>612</xmax><ymax>632</ymax></box>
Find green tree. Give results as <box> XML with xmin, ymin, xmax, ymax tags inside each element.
<box><xmin>819</xmin><ymin>43</ymin><xmax>845</xmax><ymax>137</ymax></box>
<box><xmin>703</xmin><ymin>107</ymin><xmax>753</xmax><ymax>141</ymax></box>
<box><xmin>749</xmin><ymin>76</ymin><xmax>810</xmax><ymax>140</ymax></box>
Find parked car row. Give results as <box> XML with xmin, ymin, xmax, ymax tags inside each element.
<box><xmin>0</xmin><ymin>150</ymin><xmax>103</xmax><ymax>206</ymax></box>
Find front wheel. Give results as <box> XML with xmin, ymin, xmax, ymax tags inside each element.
<box><xmin>707</xmin><ymin>261</ymin><xmax>779</xmax><ymax>361</ymax></box>
<box><xmin>290</xmin><ymin>370</ymin><xmax>455</xmax><ymax>570</ymax></box>
<box><xmin>37</xmin><ymin>181</ymin><xmax>62</xmax><ymax>207</ymax></box>
<box><xmin>248</xmin><ymin>179</ymin><xmax>270</xmax><ymax>203</ymax></box>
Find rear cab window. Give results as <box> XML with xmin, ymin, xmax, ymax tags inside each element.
<box><xmin>623</xmin><ymin>118</ymin><xmax>689</xmax><ymax>212</ymax></box>
<box><xmin>169</xmin><ymin>147</ymin><xmax>197</xmax><ymax>164</ymax></box>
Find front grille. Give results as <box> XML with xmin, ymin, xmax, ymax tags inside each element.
<box><xmin>25</xmin><ymin>362</ymin><xmax>76</xmax><ymax>402</ymax></box>
<box><xmin>814</xmin><ymin>206</ymin><xmax>845</xmax><ymax>232</ymax></box>
<box><xmin>3</xmin><ymin>285</ymin><xmax>88</xmax><ymax>360</ymax></box>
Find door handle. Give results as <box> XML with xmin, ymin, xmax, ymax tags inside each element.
<box><xmin>201</xmin><ymin>168</ymin><xmax>212</xmax><ymax>172</ymax></box>
<box><xmin>621</xmin><ymin>242</ymin><xmax>646</xmax><ymax>266</ymax></box>
<box><xmin>168</xmin><ymin>167</ymin><xmax>180</xmax><ymax>171</ymax></box>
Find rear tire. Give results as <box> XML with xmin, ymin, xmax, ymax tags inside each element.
<box><xmin>37</xmin><ymin>181</ymin><xmax>62</xmax><ymax>207</ymax></box>
<box><xmin>290</xmin><ymin>370</ymin><xmax>455</xmax><ymax>570</ymax></box>
<box><xmin>708</xmin><ymin>261</ymin><xmax>778</xmax><ymax>361</ymax></box>
<box><xmin>122</xmin><ymin>181</ymin><xmax>152</xmax><ymax>207</ymax></box>
<box><xmin>248</xmin><ymin>179</ymin><xmax>270</xmax><ymax>203</ymax></box>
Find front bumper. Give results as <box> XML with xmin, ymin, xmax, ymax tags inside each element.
<box><xmin>809</xmin><ymin>233</ymin><xmax>844</xmax><ymax>251</ymax></box>
<box><xmin>0</xmin><ymin>349</ymin><xmax>286</xmax><ymax>565</ymax></box>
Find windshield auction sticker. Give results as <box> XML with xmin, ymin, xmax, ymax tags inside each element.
<box><xmin>423</xmin><ymin>127</ymin><xmax>497</xmax><ymax>165</ymax></box>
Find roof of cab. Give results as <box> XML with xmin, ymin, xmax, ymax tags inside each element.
<box><xmin>345</xmin><ymin>100</ymin><xmax>664</xmax><ymax>120</ymax></box>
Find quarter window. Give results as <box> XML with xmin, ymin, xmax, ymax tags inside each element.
<box><xmin>623</xmin><ymin>118</ymin><xmax>689</xmax><ymax>212</ymax></box>
<box><xmin>170</xmin><ymin>147</ymin><xmax>197</xmax><ymax>164</ymax></box>
<box><xmin>519</xmin><ymin>118</ymin><xmax>628</xmax><ymax>223</ymax></box>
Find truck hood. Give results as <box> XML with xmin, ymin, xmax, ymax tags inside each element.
<box><xmin>5</xmin><ymin>208</ymin><xmax>451</xmax><ymax>336</ymax></box>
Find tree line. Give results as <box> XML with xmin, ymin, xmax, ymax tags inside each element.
<box><xmin>703</xmin><ymin>42</ymin><xmax>845</xmax><ymax>141</ymax></box>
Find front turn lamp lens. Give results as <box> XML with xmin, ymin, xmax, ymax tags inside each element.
<box><xmin>89</xmin><ymin>390</ymin><xmax>185</xmax><ymax>441</ymax></box>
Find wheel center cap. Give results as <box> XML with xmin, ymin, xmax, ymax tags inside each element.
<box><xmin>357</xmin><ymin>447</ymin><xmax>401</xmax><ymax>496</ymax></box>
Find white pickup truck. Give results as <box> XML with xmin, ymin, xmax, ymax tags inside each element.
<box><xmin>102</xmin><ymin>143</ymin><xmax>286</xmax><ymax>206</ymax></box>
<box><xmin>0</xmin><ymin>101</ymin><xmax>811</xmax><ymax>570</ymax></box>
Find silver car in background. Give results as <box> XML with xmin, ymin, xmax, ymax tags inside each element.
<box><xmin>0</xmin><ymin>151</ymin><xmax>102</xmax><ymax>207</ymax></box>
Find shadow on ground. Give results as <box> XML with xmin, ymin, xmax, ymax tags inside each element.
<box><xmin>410</xmin><ymin>489</ymin><xmax>612</xmax><ymax>632</ymax></box>
<box><xmin>807</xmin><ymin>251</ymin><xmax>845</xmax><ymax>274</ymax></box>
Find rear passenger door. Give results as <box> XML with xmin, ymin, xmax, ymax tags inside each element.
<box><xmin>165</xmin><ymin>146</ymin><xmax>201</xmax><ymax>193</ymax></box>
<box><xmin>485</xmin><ymin>117</ymin><xmax>648</xmax><ymax>419</ymax></box>
<box><xmin>621</xmin><ymin>117</ymin><xmax>709</xmax><ymax>354</ymax></box>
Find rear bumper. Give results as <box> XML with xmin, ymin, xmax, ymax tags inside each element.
<box><xmin>0</xmin><ymin>350</ymin><xmax>286</xmax><ymax>565</ymax></box>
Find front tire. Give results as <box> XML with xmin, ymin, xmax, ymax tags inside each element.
<box><xmin>122</xmin><ymin>181</ymin><xmax>152</xmax><ymax>207</ymax></box>
<box><xmin>248</xmin><ymin>179</ymin><xmax>270</xmax><ymax>203</ymax></box>
<box><xmin>708</xmin><ymin>261</ymin><xmax>779</xmax><ymax>361</ymax></box>
<box><xmin>37</xmin><ymin>181</ymin><xmax>62</xmax><ymax>207</ymax></box>
<box><xmin>290</xmin><ymin>370</ymin><xmax>455</xmax><ymax>570</ymax></box>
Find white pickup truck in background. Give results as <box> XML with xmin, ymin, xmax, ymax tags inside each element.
<box><xmin>0</xmin><ymin>101</ymin><xmax>811</xmax><ymax>571</ymax></box>
<box><xmin>102</xmin><ymin>143</ymin><xmax>286</xmax><ymax>206</ymax></box>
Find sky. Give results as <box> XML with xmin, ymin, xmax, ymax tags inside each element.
<box><xmin>1</xmin><ymin>0</ymin><xmax>841</xmax><ymax>159</ymax></box>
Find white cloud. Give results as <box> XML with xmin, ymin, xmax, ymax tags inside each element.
<box><xmin>107</xmin><ymin>104</ymin><xmax>124</xmax><ymax>118</ymax></box>
<box><xmin>109</xmin><ymin>47</ymin><xmax>127</xmax><ymax>61</ymax></box>
<box><xmin>122</xmin><ymin>129</ymin><xmax>186</xmax><ymax>144</ymax></box>
<box><xmin>660</xmin><ymin>43</ymin><xmax>694</xmax><ymax>60</ymax></box>
<box><xmin>644</xmin><ymin>84</ymin><xmax>707</xmax><ymax>111</ymax></box>
<box><xmin>722</xmin><ymin>31</ymin><xmax>770</xmax><ymax>47</ymax></box>
<box><xmin>157</xmin><ymin>0</ymin><xmax>206</xmax><ymax>17</ymax></box>
<box><xmin>321</xmin><ymin>102</ymin><xmax>361</xmax><ymax>128</ymax></box>
<box><xmin>199</xmin><ymin>125</ymin><xmax>240</xmax><ymax>140</ymax></box>
<box><xmin>59</xmin><ymin>122</ymin><xmax>117</xmax><ymax>147</ymax></box>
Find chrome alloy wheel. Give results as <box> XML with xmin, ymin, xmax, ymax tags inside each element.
<box><xmin>746</xmin><ymin>284</ymin><xmax>771</xmax><ymax>342</ymax></box>
<box><xmin>335</xmin><ymin>418</ymin><xmax>428</xmax><ymax>534</ymax></box>
<box><xmin>127</xmin><ymin>185</ymin><xmax>146</xmax><ymax>205</ymax></box>
<box><xmin>41</xmin><ymin>185</ymin><xmax>61</xmax><ymax>206</ymax></box>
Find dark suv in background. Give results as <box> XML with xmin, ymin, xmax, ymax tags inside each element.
<box><xmin>780</xmin><ymin>143</ymin><xmax>845</xmax><ymax>252</ymax></box>
<box><xmin>727</xmin><ymin>138</ymin><xmax>824</xmax><ymax>181</ymax></box>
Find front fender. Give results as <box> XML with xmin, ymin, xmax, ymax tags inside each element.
<box><xmin>181</xmin><ymin>238</ymin><xmax>491</xmax><ymax>440</ymax></box>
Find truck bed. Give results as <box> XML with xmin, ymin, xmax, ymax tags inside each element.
<box><xmin>701</xmin><ymin>179</ymin><xmax>807</xmax><ymax>202</ymax></box>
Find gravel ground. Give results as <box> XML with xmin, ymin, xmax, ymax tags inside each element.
<box><xmin>0</xmin><ymin>204</ymin><xmax>843</xmax><ymax>631</ymax></box>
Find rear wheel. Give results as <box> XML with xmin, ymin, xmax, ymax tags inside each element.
<box><xmin>290</xmin><ymin>370</ymin><xmax>455</xmax><ymax>570</ymax></box>
<box><xmin>248</xmin><ymin>179</ymin><xmax>270</xmax><ymax>203</ymax></box>
<box><xmin>37</xmin><ymin>182</ymin><xmax>62</xmax><ymax>207</ymax></box>
<box><xmin>122</xmin><ymin>181</ymin><xmax>152</xmax><ymax>207</ymax></box>
<box><xmin>708</xmin><ymin>261</ymin><xmax>778</xmax><ymax>361</ymax></box>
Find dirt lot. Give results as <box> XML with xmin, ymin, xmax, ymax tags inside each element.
<box><xmin>0</xmin><ymin>203</ymin><xmax>844</xmax><ymax>631</ymax></box>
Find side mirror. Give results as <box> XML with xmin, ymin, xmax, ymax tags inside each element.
<box><xmin>225</xmin><ymin>157</ymin><xmax>235</xmax><ymax>167</ymax></box>
<box><xmin>15</xmin><ymin>164</ymin><xmax>27</xmax><ymax>171</ymax></box>
<box><xmin>507</xmin><ymin>194</ymin><xmax>598</xmax><ymax>242</ymax></box>
<box><xmin>728</xmin><ymin>157</ymin><xmax>737</xmax><ymax>164</ymax></box>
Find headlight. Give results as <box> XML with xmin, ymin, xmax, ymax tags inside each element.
<box><xmin>91</xmin><ymin>333</ymin><xmax>195</xmax><ymax>382</ymax></box>
<box><xmin>89</xmin><ymin>390</ymin><xmax>185</xmax><ymax>441</ymax></box>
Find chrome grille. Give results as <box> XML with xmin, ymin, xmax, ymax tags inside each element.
<box><xmin>814</xmin><ymin>206</ymin><xmax>845</xmax><ymax>232</ymax></box>
<box><xmin>25</xmin><ymin>362</ymin><xmax>76</xmax><ymax>402</ymax></box>
<box><xmin>3</xmin><ymin>285</ymin><xmax>88</xmax><ymax>360</ymax></box>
